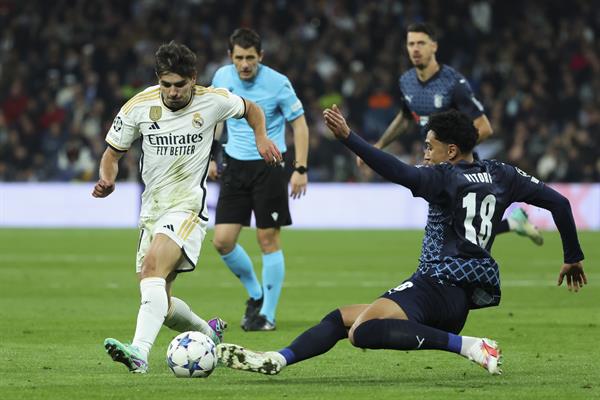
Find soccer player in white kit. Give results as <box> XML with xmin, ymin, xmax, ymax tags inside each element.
<box><xmin>92</xmin><ymin>41</ymin><xmax>282</xmax><ymax>374</ymax></box>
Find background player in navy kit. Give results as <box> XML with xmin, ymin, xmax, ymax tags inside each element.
<box><xmin>359</xmin><ymin>22</ymin><xmax>543</xmax><ymax>246</ymax></box>
<box><xmin>217</xmin><ymin>108</ymin><xmax>586</xmax><ymax>376</ymax></box>
<box><xmin>210</xmin><ymin>28</ymin><xmax>309</xmax><ymax>331</ymax></box>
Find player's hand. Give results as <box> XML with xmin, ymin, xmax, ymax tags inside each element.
<box><xmin>557</xmin><ymin>261</ymin><xmax>587</xmax><ymax>292</ymax></box>
<box><xmin>290</xmin><ymin>171</ymin><xmax>307</xmax><ymax>199</ymax></box>
<box><xmin>92</xmin><ymin>179</ymin><xmax>115</xmax><ymax>198</ymax></box>
<box><xmin>208</xmin><ymin>160</ymin><xmax>220</xmax><ymax>180</ymax></box>
<box><xmin>256</xmin><ymin>136</ymin><xmax>282</xmax><ymax>166</ymax></box>
<box><xmin>323</xmin><ymin>104</ymin><xmax>350</xmax><ymax>139</ymax></box>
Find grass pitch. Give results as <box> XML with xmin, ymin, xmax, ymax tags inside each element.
<box><xmin>0</xmin><ymin>228</ymin><xmax>598</xmax><ymax>399</ymax></box>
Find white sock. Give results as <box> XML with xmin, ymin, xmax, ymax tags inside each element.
<box><xmin>163</xmin><ymin>296</ymin><xmax>212</xmax><ymax>336</ymax></box>
<box><xmin>132</xmin><ymin>277</ymin><xmax>168</xmax><ymax>359</ymax></box>
<box><xmin>459</xmin><ymin>335</ymin><xmax>480</xmax><ymax>357</ymax></box>
<box><xmin>507</xmin><ymin>217</ymin><xmax>518</xmax><ymax>231</ymax></box>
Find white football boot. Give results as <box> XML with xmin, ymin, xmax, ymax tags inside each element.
<box><xmin>465</xmin><ymin>338</ymin><xmax>503</xmax><ymax>375</ymax></box>
<box><xmin>217</xmin><ymin>343</ymin><xmax>286</xmax><ymax>375</ymax></box>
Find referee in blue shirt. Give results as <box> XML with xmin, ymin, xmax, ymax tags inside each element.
<box><xmin>210</xmin><ymin>28</ymin><xmax>309</xmax><ymax>331</ymax></box>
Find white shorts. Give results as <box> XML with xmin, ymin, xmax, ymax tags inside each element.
<box><xmin>136</xmin><ymin>211</ymin><xmax>207</xmax><ymax>273</ymax></box>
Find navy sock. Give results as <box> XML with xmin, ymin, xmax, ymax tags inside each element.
<box><xmin>279</xmin><ymin>309</ymin><xmax>347</xmax><ymax>365</ymax></box>
<box><xmin>352</xmin><ymin>319</ymin><xmax>459</xmax><ymax>353</ymax></box>
<box><xmin>496</xmin><ymin>219</ymin><xmax>510</xmax><ymax>235</ymax></box>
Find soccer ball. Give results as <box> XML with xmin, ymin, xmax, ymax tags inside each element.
<box><xmin>166</xmin><ymin>331</ymin><xmax>217</xmax><ymax>378</ymax></box>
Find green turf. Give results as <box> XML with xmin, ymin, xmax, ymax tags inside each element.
<box><xmin>0</xmin><ymin>229</ymin><xmax>598</xmax><ymax>399</ymax></box>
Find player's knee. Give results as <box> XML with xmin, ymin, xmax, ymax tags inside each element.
<box><xmin>212</xmin><ymin>237</ymin><xmax>235</xmax><ymax>255</ymax></box>
<box><xmin>349</xmin><ymin>319</ymin><xmax>380</xmax><ymax>349</ymax></box>
<box><xmin>257</xmin><ymin>230</ymin><xmax>279</xmax><ymax>253</ymax></box>
<box><xmin>140</xmin><ymin>254</ymin><xmax>159</xmax><ymax>279</ymax></box>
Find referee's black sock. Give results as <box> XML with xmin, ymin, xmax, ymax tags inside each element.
<box><xmin>352</xmin><ymin>319</ymin><xmax>459</xmax><ymax>353</ymax></box>
<box><xmin>278</xmin><ymin>309</ymin><xmax>348</xmax><ymax>365</ymax></box>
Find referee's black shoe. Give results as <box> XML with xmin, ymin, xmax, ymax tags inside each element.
<box><xmin>244</xmin><ymin>314</ymin><xmax>276</xmax><ymax>332</ymax></box>
<box><xmin>241</xmin><ymin>297</ymin><xmax>263</xmax><ymax>329</ymax></box>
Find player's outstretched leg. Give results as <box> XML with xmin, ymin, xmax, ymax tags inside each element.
<box><xmin>218</xmin><ymin>309</ymin><xmax>348</xmax><ymax>374</ymax></box>
<box><xmin>217</xmin><ymin>343</ymin><xmax>286</xmax><ymax>375</ymax></box>
<box><xmin>464</xmin><ymin>338</ymin><xmax>503</xmax><ymax>375</ymax></box>
<box><xmin>509</xmin><ymin>207</ymin><xmax>543</xmax><ymax>245</ymax></box>
<box><xmin>104</xmin><ymin>338</ymin><xmax>148</xmax><ymax>373</ymax></box>
<box><xmin>351</xmin><ymin>319</ymin><xmax>502</xmax><ymax>375</ymax></box>
<box><xmin>163</xmin><ymin>297</ymin><xmax>228</xmax><ymax>344</ymax></box>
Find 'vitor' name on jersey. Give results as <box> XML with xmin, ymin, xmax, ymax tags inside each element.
<box><xmin>148</xmin><ymin>132</ymin><xmax>203</xmax><ymax>156</ymax></box>
<box><xmin>463</xmin><ymin>172</ymin><xmax>492</xmax><ymax>183</ymax></box>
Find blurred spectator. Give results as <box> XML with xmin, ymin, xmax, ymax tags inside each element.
<box><xmin>55</xmin><ymin>136</ymin><xmax>95</xmax><ymax>181</ymax></box>
<box><xmin>0</xmin><ymin>0</ymin><xmax>598</xmax><ymax>183</ymax></box>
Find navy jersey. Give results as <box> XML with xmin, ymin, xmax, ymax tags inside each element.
<box><xmin>411</xmin><ymin>159</ymin><xmax>546</xmax><ymax>308</ymax></box>
<box><xmin>342</xmin><ymin>132</ymin><xmax>584</xmax><ymax>310</ymax></box>
<box><xmin>399</xmin><ymin>65</ymin><xmax>484</xmax><ymax>134</ymax></box>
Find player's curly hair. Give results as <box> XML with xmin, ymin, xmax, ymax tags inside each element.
<box><xmin>425</xmin><ymin>110</ymin><xmax>478</xmax><ymax>153</ymax></box>
<box><xmin>155</xmin><ymin>41</ymin><xmax>197</xmax><ymax>78</ymax></box>
<box><xmin>229</xmin><ymin>28</ymin><xmax>262</xmax><ymax>53</ymax></box>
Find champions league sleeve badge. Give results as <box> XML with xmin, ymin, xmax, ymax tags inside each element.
<box><xmin>149</xmin><ymin>106</ymin><xmax>162</xmax><ymax>121</ymax></box>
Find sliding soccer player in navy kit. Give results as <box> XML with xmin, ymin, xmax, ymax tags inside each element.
<box><xmin>216</xmin><ymin>108</ymin><xmax>585</xmax><ymax>376</ymax></box>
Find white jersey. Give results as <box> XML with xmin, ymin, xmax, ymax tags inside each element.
<box><xmin>106</xmin><ymin>85</ymin><xmax>245</xmax><ymax>222</ymax></box>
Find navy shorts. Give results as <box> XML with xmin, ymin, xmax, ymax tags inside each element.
<box><xmin>381</xmin><ymin>274</ymin><xmax>469</xmax><ymax>334</ymax></box>
<box><xmin>215</xmin><ymin>154</ymin><xmax>292</xmax><ymax>228</ymax></box>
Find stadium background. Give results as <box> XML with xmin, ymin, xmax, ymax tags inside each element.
<box><xmin>1</xmin><ymin>0</ymin><xmax>599</xmax><ymax>184</ymax></box>
<box><xmin>1</xmin><ymin>2</ymin><xmax>599</xmax><ymax>399</ymax></box>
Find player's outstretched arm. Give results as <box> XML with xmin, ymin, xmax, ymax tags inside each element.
<box><xmin>244</xmin><ymin>99</ymin><xmax>282</xmax><ymax>165</ymax></box>
<box><xmin>522</xmin><ymin>184</ymin><xmax>586</xmax><ymax>291</ymax></box>
<box><xmin>357</xmin><ymin>110</ymin><xmax>406</xmax><ymax>167</ymax></box>
<box><xmin>323</xmin><ymin>105</ymin><xmax>420</xmax><ymax>190</ymax></box>
<box><xmin>92</xmin><ymin>147</ymin><xmax>123</xmax><ymax>198</ymax></box>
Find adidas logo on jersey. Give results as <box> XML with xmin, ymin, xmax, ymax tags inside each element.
<box><xmin>149</xmin><ymin>121</ymin><xmax>161</xmax><ymax>130</ymax></box>
<box><xmin>163</xmin><ymin>224</ymin><xmax>174</xmax><ymax>232</ymax></box>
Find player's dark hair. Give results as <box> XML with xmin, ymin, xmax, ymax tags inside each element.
<box><xmin>407</xmin><ymin>22</ymin><xmax>437</xmax><ymax>41</ymax></box>
<box><xmin>425</xmin><ymin>110</ymin><xmax>478</xmax><ymax>153</ymax></box>
<box><xmin>229</xmin><ymin>28</ymin><xmax>262</xmax><ymax>53</ymax></box>
<box><xmin>155</xmin><ymin>41</ymin><xmax>197</xmax><ymax>78</ymax></box>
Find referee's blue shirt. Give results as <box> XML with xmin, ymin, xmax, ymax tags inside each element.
<box><xmin>212</xmin><ymin>64</ymin><xmax>304</xmax><ymax>160</ymax></box>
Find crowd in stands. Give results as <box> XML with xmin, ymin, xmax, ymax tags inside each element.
<box><xmin>1</xmin><ymin>0</ymin><xmax>598</xmax><ymax>183</ymax></box>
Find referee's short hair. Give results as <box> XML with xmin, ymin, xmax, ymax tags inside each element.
<box><xmin>229</xmin><ymin>28</ymin><xmax>262</xmax><ymax>53</ymax></box>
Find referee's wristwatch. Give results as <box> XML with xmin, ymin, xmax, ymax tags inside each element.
<box><xmin>293</xmin><ymin>161</ymin><xmax>308</xmax><ymax>174</ymax></box>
